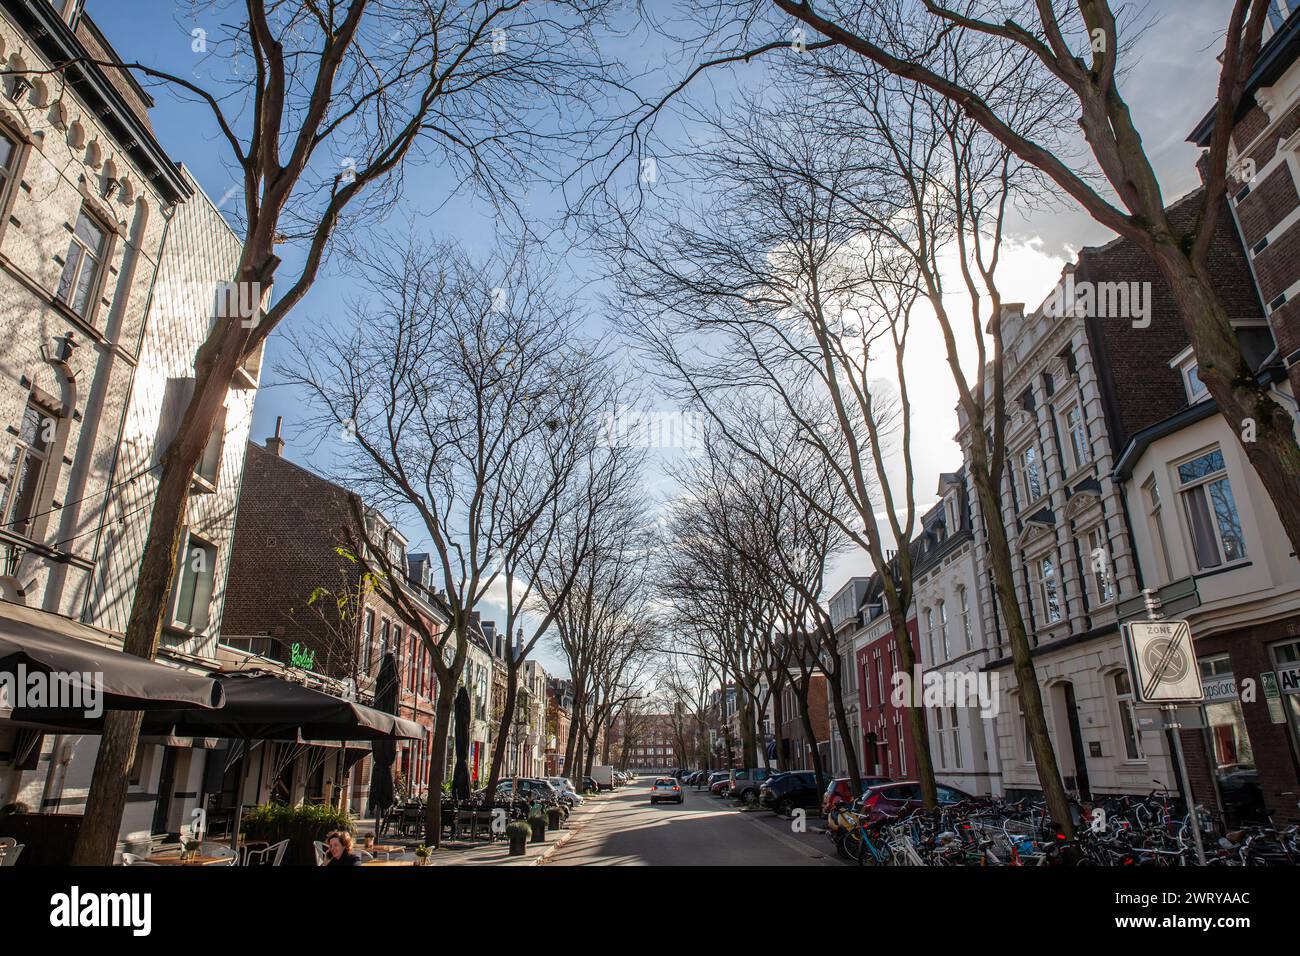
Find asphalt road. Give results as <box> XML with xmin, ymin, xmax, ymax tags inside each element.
<box><xmin>543</xmin><ymin>780</ymin><xmax>845</xmax><ymax>866</ymax></box>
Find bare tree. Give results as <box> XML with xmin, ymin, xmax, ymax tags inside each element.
<box><xmin>282</xmin><ymin>239</ymin><xmax>606</xmax><ymax>844</ymax></box>
<box><xmin>645</xmin><ymin>0</ymin><xmax>1300</xmax><ymax>557</ymax></box>
<box><xmin>481</xmin><ymin>430</ymin><xmax>647</xmax><ymax>800</ymax></box>
<box><xmin>52</xmin><ymin>0</ymin><xmax>622</xmax><ymax>864</ymax></box>
<box><xmin>612</xmin><ymin>91</ymin><xmax>945</xmax><ymax>803</ymax></box>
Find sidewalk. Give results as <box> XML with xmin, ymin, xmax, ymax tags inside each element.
<box><xmin>351</xmin><ymin>794</ymin><xmax>616</xmax><ymax>866</ymax></box>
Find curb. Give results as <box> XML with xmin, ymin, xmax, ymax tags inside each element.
<box><xmin>530</xmin><ymin>794</ymin><xmax>616</xmax><ymax>866</ymax></box>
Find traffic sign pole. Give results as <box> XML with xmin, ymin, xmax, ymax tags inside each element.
<box><xmin>1161</xmin><ymin>703</ymin><xmax>1206</xmax><ymax>865</ymax></box>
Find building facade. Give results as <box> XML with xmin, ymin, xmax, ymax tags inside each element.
<box><xmin>0</xmin><ymin>0</ymin><xmax>254</xmax><ymax>846</ymax></box>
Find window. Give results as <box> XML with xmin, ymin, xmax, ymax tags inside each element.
<box><xmin>1</xmin><ymin>398</ymin><xmax>56</xmax><ymax>538</ymax></box>
<box><xmin>1037</xmin><ymin>555</ymin><xmax>1062</xmax><ymax>624</ymax></box>
<box><xmin>1183</xmin><ymin>364</ymin><xmax>1209</xmax><ymax>403</ymax></box>
<box><xmin>1018</xmin><ymin>445</ymin><xmax>1042</xmax><ymax>502</ymax></box>
<box><xmin>1017</xmin><ymin>697</ymin><xmax>1035</xmax><ymax>765</ymax></box>
<box><xmin>937</xmin><ymin>600</ymin><xmax>950</xmax><ymax>660</ymax></box>
<box><xmin>194</xmin><ymin>407</ymin><xmax>226</xmax><ymax>488</ymax></box>
<box><xmin>379</xmin><ymin>619</ymin><xmax>391</xmax><ymax>659</ymax></box>
<box><xmin>173</xmin><ymin>534</ymin><xmax>217</xmax><ymax>630</ymax></box>
<box><xmin>956</xmin><ymin>586</ymin><xmax>972</xmax><ymax>651</ymax></box>
<box><xmin>1087</xmin><ymin>528</ymin><xmax>1114</xmax><ymax>604</ymax></box>
<box><xmin>361</xmin><ymin>609</ymin><xmax>375</xmax><ymax>673</ymax></box>
<box><xmin>57</xmin><ymin>209</ymin><xmax>109</xmax><ymax>318</ymax></box>
<box><xmin>1061</xmin><ymin>401</ymin><xmax>1090</xmax><ymax>470</ymax></box>
<box><xmin>1143</xmin><ymin>477</ymin><xmax>1173</xmax><ymax>585</ymax></box>
<box><xmin>1177</xmin><ymin>449</ymin><xmax>1246</xmax><ymax>570</ymax></box>
<box><xmin>0</xmin><ymin>130</ymin><xmax>19</xmax><ymax>212</ymax></box>
<box><xmin>924</xmin><ymin>607</ymin><xmax>935</xmax><ymax>664</ymax></box>
<box><xmin>948</xmin><ymin>706</ymin><xmax>962</xmax><ymax>768</ymax></box>
<box><xmin>1112</xmin><ymin>670</ymin><xmax>1143</xmax><ymax>760</ymax></box>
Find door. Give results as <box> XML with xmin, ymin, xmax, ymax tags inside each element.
<box><xmin>152</xmin><ymin>746</ymin><xmax>178</xmax><ymax>835</ymax></box>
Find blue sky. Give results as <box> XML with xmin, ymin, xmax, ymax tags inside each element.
<box><xmin>88</xmin><ymin>0</ymin><xmax>1238</xmax><ymax>675</ymax></box>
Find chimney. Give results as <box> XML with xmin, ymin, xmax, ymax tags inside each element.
<box><xmin>265</xmin><ymin>416</ymin><xmax>285</xmax><ymax>457</ymax></box>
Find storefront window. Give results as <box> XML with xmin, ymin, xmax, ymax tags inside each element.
<box><xmin>1199</xmin><ymin>654</ymin><xmax>1263</xmax><ymax>824</ymax></box>
<box><xmin>1271</xmin><ymin>640</ymin><xmax>1300</xmax><ymax>770</ymax></box>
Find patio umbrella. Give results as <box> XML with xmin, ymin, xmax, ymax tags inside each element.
<box><xmin>452</xmin><ymin>685</ymin><xmax>471</xmax><ymax>800</ymax></box>
<box><xmin>366</xmin><ymin>653</ymin><xmax>400</xmax><ymax>820</ymax></box>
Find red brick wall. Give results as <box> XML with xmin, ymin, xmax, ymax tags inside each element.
<box><xmin>1188</xmin><ymin>616</ymin><xmax>1300</xmax><ymax>826</ymax></box>
<box><xmin>1080</xmin><ymin>192</ymin><xmax>1263</xmax><ymax>448</ymax></box>
<box><xmin>222</xmin><ymin>441</ymin><xmax>396</xmax><ymax>680</ymax></box>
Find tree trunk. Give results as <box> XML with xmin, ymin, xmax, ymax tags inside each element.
<box><xmin>424</xmin><ymin>672</ymin><xmax>456</xmax><ymax>847</ymax></box>
<box><xmin>791</xmin><ymin>672</ymin><xmax>827</xmax><ymax>788</ymax></box>
<box><xmin>71</xmin><ymin>297</ymin><xmax>259</xmax><ymax>865</ymax></box>
<box><xmin>484</xmin><ymin>659</ymin><xmax>520</xmax><ymax>801</ymax></box>
<box><xmin>970</xmin><ymin>462</ymin><xmax>1075</xmax><ymax>838</ymax></box>
<box><xmin>823</xmin><ymin>657</ymin><xmax>863</xmax><ymax>794</ymax></box>
<box><xmin>882</xmin><ymin>600</ymin><xmax>936</xmax><ymax>808</ymax></box>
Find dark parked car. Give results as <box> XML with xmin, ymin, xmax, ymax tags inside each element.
<box><xmin>708</xmin><ymin>771</ymin><xmax>732</xmax><ymax>797</ymax></box>
<box><xmin>821</xmin><ymin>776</ymin><xmax>893</xmax><ymax>816</ymax></box>
<box><xmin>856</xmin><ymin>781</ymin><xmax>977</xmax><ymax>822</ymax></box>
<box><xmin>759</xmin><ymin>771</ymin><xmax>825</xmax><ymax>816</ymax></box>
<box><xmin>582</xmin><ymin>776</ymin><xmax>599</xmax><ymax>794</ymax></box>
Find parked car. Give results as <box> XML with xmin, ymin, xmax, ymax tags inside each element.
<box><xmin>821</xmin><ymin>776</ymin><xmax>893</xmax><ymax>816</ymax></box>
<box><xmin>582</xmin><ymin>776</ymin><xmax>599</xmax><ymax>794</ymax></box>
<box><xmin>728</xmin><ymin>768</ymin><xmax>774</xmax><ymax>804</ymax></box>
<box><xmin>759</xmin><ymin>771</ymin><xmax>825</xmax><ymax>816</ymax></box>
<box><xmin>545</xmin><ymin>777</ymin><xmax>585</xmax><ymax>807</ymax></box>
<box><xmin>856</xmin><ymin>781</ymin><xmax>977</xmax><ymax>822</ymax></box>
<box><xmin>590</xmin><ymin>765</ymin><xmax>617</xmax><ymax>790</ymax></box>
<box><xmin>709</xmin><ymin>772</ymin><xmax>732</xmax><ymax>797</ymax></box>
<box><xmin>649</xmin><ymin>776</ymin><xmax>684</xmax><ymax>805</ymax></box>
<box><xmin>494</xmin><ymin>778</ymin><xmax>560</xmax><ymax>802</ymax></box>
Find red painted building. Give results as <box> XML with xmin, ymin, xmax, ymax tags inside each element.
<box><xmin>855</xmin><ymin>600</ymin><xmax>921</xmax><ymax>782</ymax></box>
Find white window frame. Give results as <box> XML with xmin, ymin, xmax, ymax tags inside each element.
<box><xmin>1036</xmin><ymin>553</ymin><xmax>1063</xmax><ymax>625</ymax></box>
<box><xmin>1175</xmin><ymin>447</ymin><xmax>1248</xmax><ymax>571</ymax></box>
<box><xmin>1085</xmin><ymin>527</ymin><xmax>1115</xmax><ymax>606</ymax></box>
<box><xmin>56</xmin><ymin>207</ymin><xmax>110</xmax><ymax>319</ymax></box>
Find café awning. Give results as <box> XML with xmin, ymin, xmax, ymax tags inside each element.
<box><xmin>0</xmin><ymin>601</ymin><xmax>224</xmax><ymax>713</ymax></box>
<box><xmin>11</xmin><ymin>669</ymin><xmax>424</xmax><ymax>742</ymax></box>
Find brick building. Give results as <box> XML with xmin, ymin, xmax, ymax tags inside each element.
<box><xmin>1192</xmin><ymin>0</ymin><xmax>1300</xmax><ymax>395</ymax></box>
<box><xmin>220</xmin><ymin>432</ymin><xmax>447</xmax><ymax>811</ymax></box>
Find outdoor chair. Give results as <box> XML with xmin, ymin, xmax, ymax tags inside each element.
<box><xmin>199</xmin><ymin>841</ymin><xmax>239</xmax><ymax>865</ymax></box>
<box><xmin>313</xmin><ymin>840</ymin><xmax>329</xmax><ymax>866</ymax></box>
<box><xmin>400</xmin><ymin>805</ymin><xmax>422</xmax><ymax>838</ymax></box>
<box><xmin>244</xmin><ymin>839</ymin><xmax>290</xmax><ymax>867</ymax></box>
<box><xmin>0</xmin><ymin>843</ymin><xmax>23</xmax><ymax>866</ymax></box>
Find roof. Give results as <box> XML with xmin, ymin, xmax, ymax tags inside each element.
<box><xmin>1189</xmin><ymin>9</ymin><xmax>1300</xmax><ymax>145</ymax></box>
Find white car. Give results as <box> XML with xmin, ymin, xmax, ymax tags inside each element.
<box><xmin>546</xmin><ymin>777</ymin><xmax>585</xmax><ymax>806</ymax></box>
<box><xmin>650</xmin><ymin>777</ymin><xmax>684</xmax><ymax>805</ymax></box>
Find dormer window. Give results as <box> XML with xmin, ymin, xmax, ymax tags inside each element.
<box><xmin>1169</xmin><ymin>347</ymin><xmax>1211</xmax><ymax>405</ymax></box>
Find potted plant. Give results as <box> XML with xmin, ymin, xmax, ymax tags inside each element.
<box><xmin>506</xmin><ymin>819</ymin><xmax>531</xmax><ymax>856</ymax></box>
<box><xmin>414</xmin><ymin>844</ymin><xmax>431</xmax><ymax>866</ymax></box>
<box><xmin>182</xmin><ymin>838</ymin><xmax>201</xmax><ymax>862</ymax></box>
<box><xmin>527</xmin><ymin>803</ymin><xmax>547</xmax><ymax>843</ymax></box>
<box><xmin>547</xmin><ymin>804</ymin><xmax>563</xmax><ymax>831</ymax></box>
<box><xmin>363</xmin><ymin>832</ymin><xmax>375</xmax><ymax>851</ymax></box>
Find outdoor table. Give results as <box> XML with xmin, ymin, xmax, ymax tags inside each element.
<box><xmin>148</xmin><ymin>853</ymin><xmax>235</xmax><ymax>866</ymax></box>
<box><xmin>360</xmin><ymin>859</ymin><xmax>417</xmax><ymax>866</ymax></box>
<box><xmin>363</xmin><ymin>843</ymin><xmax>405</xmax><ymax>860</ymax></box>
